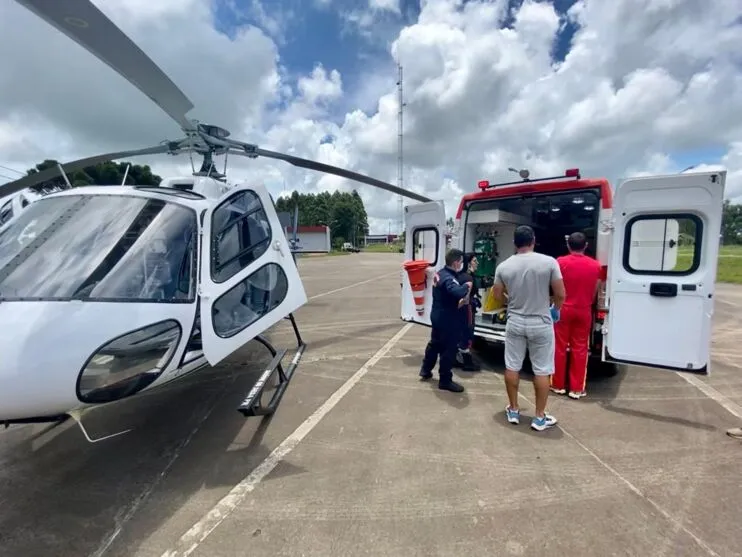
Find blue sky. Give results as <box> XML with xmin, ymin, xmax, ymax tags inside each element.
<box><xmin>672</xmin><ymin>146</ymin><xmax>727</xmax><ymax>171</ymax></box>
<box><xmin>212</xmin><ymin>1</ymin><xmax>580</xmax><ymax>116</ymax></box>
<box><xmin>211</xmin><ymin>0</ymin><xmax>726</xmax><ymax>177</ymax></box>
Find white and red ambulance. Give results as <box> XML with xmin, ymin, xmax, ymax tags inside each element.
<box><xmin>401</xmin><ymin>168</ymin><xmax>726</xmax><ymax>376</ymax></box>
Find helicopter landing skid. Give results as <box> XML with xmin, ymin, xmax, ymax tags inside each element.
<box><xmin>68</xmin><ymin>409</ymin><xmax>132</xmax><ymax>444</ymax></box>
<box><xmin>237</xmin><ymin>313</ymin><xmax>306</xmax><ymax>418</ymax></box>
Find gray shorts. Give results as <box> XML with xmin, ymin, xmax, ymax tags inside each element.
<box><xmin>504</xmin><ymin>313</ymin><xmax>555</xmax><ymax>376</ymax></box>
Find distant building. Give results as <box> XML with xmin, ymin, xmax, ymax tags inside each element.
<box><xmin>284</xmin><ymin>225</ymin><xmax>331</xmax><ymax>253</ymax></box>
<box><xmin>364</xmin><ymin>234</ymin><xmax>399</xmax><ymax>246</ymax></box>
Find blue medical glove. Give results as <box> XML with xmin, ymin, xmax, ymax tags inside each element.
<box><xmin>550</xmin><ymin>304</ymin><xmax>560</xmax><ymax>323</ymax></box>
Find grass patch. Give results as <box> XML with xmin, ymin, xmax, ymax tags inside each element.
<box><xmin>676</xmin><ymin>245</ymin><xmax>742</xmax><ymax>284</ymax></box>
<box><xmin>296</xmin><ymin>250</ymin><xmax>352</xmax><ymax>258</ymax></box>
<box><xmin>362</xmin><ymin>243</ymin><xmax>404</xmax><ymax>253</ymax></box>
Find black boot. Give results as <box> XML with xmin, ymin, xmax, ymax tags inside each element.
<box><xmin>438</xmin><ymin>346</ymin><xmax>464</xmax><ymax>392</ymax></box>
<box><xmin>438</xmin><ymin>379</ymin><xmax>465</xmax><ymax>393</ymax></box>
<box><xmin>419</xmin><ymin>341</ymin><xmax>437</xmax><ymax>380</ymax></box>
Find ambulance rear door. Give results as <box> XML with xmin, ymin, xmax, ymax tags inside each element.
<box><xmin>603</xmin><ymin>170</ymin><xmax>726</xmax><ymax>374</ymax></box>
<box><xmin>401</xmin><ymin>200</ymin><xmax>447</xmax><ymax>326</ymax></box>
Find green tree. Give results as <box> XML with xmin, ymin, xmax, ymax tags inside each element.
<box><xmin>721</xmin><ymin>199</ymin><xmax>742</xmax><ymax>245</ymax></box>
<box><xmin>26</xmin><ymin>159</ymin><xmax>161</xmax><ymax>191</ymax></box>
<box><xmin>275</xmin><ymin>188</ymin><xmax>370</xmax><ymax>246</ymax></box>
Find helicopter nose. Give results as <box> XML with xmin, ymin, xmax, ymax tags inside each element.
<box><xmin>0</xmin><ymin>305</ymin><xmax>80</xmax><ymax>422</ymax></box>
<box><xmin>0</xmin><ymin>350</ymin><xmax>79</xmax><ymax>422</ymax></box>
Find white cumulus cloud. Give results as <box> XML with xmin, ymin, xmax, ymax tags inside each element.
<box><xmin>1</xmin><ymin>0</ymin><xmax>741</xmax><ymax>235</ymax></box>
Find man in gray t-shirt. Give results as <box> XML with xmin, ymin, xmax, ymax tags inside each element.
<box><xmin>492</xmin><ymin>225</ymin><xmax>566</xmax><ymax>432</ymax></box>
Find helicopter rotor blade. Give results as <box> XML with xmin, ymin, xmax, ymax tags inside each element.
<box><xmin>250</xmin><ymin>147</ymin><xmax>432</xmax><ymax>203</ymax></box>
<box><xmin>0</xmin><ymin>144</ymin><xmax>173</xmax><ymax>200</ymax></box>
<box><xmin>14</xmin><ymin>0</ymin><xmax>196</xmax><ymax>131</ymax></box>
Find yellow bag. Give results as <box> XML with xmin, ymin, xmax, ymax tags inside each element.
<box><xmin>482</xmin><ymin>284</ymin><xmax>507</xmax><ymax>312</ymax></box>
<box><xmin>482</xmin><ymin>286</ymin><xmax>500</xmax><ymax>312</ymax></box>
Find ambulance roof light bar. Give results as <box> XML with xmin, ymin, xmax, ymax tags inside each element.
<box><xmin>477</xmin><ymin>167</ymin><xmax>581</xmax><ymax>190</ymax></box>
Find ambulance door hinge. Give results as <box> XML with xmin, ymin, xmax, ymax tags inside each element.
<box><xmin>599</xmin><ymin>218</ymin><xmax>615</xmax><ymax>233</ymax></box>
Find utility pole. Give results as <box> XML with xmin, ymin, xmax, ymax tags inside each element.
<box><xmin>396</xmin><ymin>63</ymin><xmax>405</xmax><ymax>237</ymax></box>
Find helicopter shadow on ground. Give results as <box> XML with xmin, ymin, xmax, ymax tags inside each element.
<box><xmin>0</xmin><ymin>331</ymin><xmax>307</xmax><ymax>557</ymax></box>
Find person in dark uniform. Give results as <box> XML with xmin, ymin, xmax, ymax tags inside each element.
<box><xmin>419</xmin><ymin>248</ymin><xmax>472</xmax><ymax>393</ymax></box>
<box><xmin>454</xmin><ymin>254</ymin><xmax>482</xmax><ymax>372</ymax></box>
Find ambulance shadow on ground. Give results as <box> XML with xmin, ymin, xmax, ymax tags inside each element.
<box><xmin>459</xmin><ymin>345</ymin><xmax>714</xmax><ymax>433</ymax></box>
<box><xmin>469</xmin><ymin>341</ymin><xmax>628</xmax><ymax>405</ymax></box>
<box><xmin>592</xmin><ymin>364</ymin><xmax>718</xmax><ymax>433</ymax></box>
<box><xmin>399</xmin><ymin>339</ymin><xmax>627</xmax><ymax>406</ymax></box>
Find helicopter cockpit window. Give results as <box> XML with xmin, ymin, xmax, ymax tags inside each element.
<box><xmin>211</xmin><ymin>190</ymin><xmax>272</xmax><ymax>284</ymax></box>
<box><xmin>0</xmin><ymin>194</ymin><xmax>198</xmax><ymax>302</ymax></box>
<box><xmin>212</xmin><ymin>262</ymin><xmax>289</xmax><ymax>338</ymax></box>
<box><xmin>0</xmin><ymin>200</ymin><xmax>13</xmax><ymax>227</ymax></box>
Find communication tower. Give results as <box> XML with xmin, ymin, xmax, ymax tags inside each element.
<box><xmin>396</xmin><ymin>64</ymin><xmax>405</xmax><ymax>236</ymax></box>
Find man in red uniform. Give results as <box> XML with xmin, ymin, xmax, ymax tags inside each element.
<box><xmin>551</xmin><ymin>232</ymin><xmax>601</xmax><ymax>399</ymax></box>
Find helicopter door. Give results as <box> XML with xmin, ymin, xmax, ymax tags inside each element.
<box><xmin>401</xmin><ymin>200</ymin><xmax>447</xmax><ymax>326</ymax></box>
<box><xmin>200</xmin><ymin>184</ymin><xmax>308</xmax><ymax>366</ymax></box>
<box><xmin>603</xmin><ymin>170</ymin><xmax>726</xmax><ymax>374</ymax></box>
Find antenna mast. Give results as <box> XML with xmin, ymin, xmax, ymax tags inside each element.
<box><xmin>396</xmin><ymin>63</ymin><xmax>405</xmax><ymax>236</ymax></box>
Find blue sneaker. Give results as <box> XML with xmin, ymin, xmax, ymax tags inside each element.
<box><xmin>505</xmin><ymin>406</ymin><xmax>520</xmax><ymax>424</ymax></box>
<box><xmin>531</xmin><ymin>414</ymin><xmax>558</xmax><ymax>431</ymax></box>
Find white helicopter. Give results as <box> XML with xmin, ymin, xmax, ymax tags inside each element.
<box><xmin>0</xmin><ymin>188</ymin><xmax>45</xmax><ymax>229</ymax></box>
<box><xmin>0</xmin><ymin>0</ymin><xmax>431</xmax><ymax>442</ymax></box>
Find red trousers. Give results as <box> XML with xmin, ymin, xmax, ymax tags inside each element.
<box><xmin>553</xmin><ymin>306</ymin><xmax>592</xmax><ymax>392</ymax></box>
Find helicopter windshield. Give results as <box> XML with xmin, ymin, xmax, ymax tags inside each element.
<box><xmin>0</xmin><ymin>194</ymin><xmax>198</xmax><ymax>302</ymax></box>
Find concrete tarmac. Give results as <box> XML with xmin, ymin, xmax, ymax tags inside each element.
<box><xmin>1</xmin><ymin>253</ymin><xmax>740</xmax><ymax>557</ymax></box>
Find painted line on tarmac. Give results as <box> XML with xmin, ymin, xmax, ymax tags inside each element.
<box><xmin>715</xmin><ymin>298</ymin><xmax>742</xmax><ymax>309</ymax></box>
<box><xmin>516</xmin><ymin>391</ymin><xmax>721</xmax><ymax>557</ymax></box>
<box><xmin>91</xmin><ymin>375</ymin><xmax>239</xmax><ymax>557</ymax></box>
<box><xmin>675</xmin><ymin>372</ymin><xmax>742</xmax><ymax>420</ymax></box>
<box><xmin>271</xmin><ymin>318</ymin><xmax>401</xmax><ymax>335</ymax></box>
<box><xmin>307</xmin><ymin>271</ymin><xmax>398</xmax><ymax>301</ymax></box>
<box><xmin>160</xmin><ymin>323</ymin><xmax>413</xmax><ymax>557</ymax></box>
<box><xmin>559</xmin><ymin>425</ymin><xmax>721</xmax><ymax>556</ymax></box>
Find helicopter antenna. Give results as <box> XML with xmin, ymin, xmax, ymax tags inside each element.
<box><xmin>120</xmin><ymin>163</ymin><xmax>131</xmax><ymax>185</ymax></box>
<box><xmin>56</xmin><ymin>163</ymin><xmax>72</xmax><ymax>189</ymax></box>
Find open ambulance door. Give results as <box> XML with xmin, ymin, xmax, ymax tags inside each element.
<box><xmin>401</xmin><ymin>200</ymin><xmax>447</xmax><ymax>326</ymax></box>
<box><xmin>199</xmin><ymin>184</ymin><xmax>308</xmax><ymax>366</ymax></box>
<box><xmin>603</xmin><ymin>170</ymin><xmax>726</xmax><ymax>374</ymax></box>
